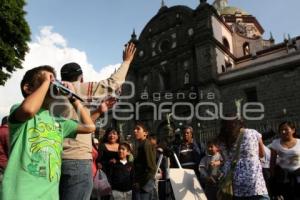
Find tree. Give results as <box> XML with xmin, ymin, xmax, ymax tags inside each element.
<box><xmin>0</xmin><ymin>0</ymin><xmax>30</xmax><ymax>85</ymax></box>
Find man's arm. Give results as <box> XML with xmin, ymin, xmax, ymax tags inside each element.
<box><xmin>74</xmin><ymin>43</ymin><xmax>136</xmax><ymax>100</ymax></box>
<box><xmin>63</xmin><ymin>82</ymin><xmax>96</xmax><ymax>134</ymax></box>
<box><xmin>13</xmin><ymin>72</ymin><xmax>54</xmax><ymax>122</ymax></box>
<box><xmin>258</xmin><ymin>138</ymin><xmax>265</xmax><ymax>158</ymax></box>
<box><xmin>92</xmin><ymin>43</ymin><xmax>136</xmax><ymax>96</ymax></box>
<box><xmin>90</xmin><ymin>96</ymin><xmax>117</xmax><ymax>122</ymax></box>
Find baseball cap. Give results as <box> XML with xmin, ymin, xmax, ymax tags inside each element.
<box><xmin>60</xmin><ymin>62</ymin><xmax>83</xmax><ymax>81</ymax></box>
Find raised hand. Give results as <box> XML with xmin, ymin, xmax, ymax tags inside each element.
<box><xmin>123</xmin><ymin>42</ymin><xmax>136</xmax><ymax>63</ymax></box>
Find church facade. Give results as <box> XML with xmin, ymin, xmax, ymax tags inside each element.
<box><xmin>114</xmin><ymin>0</ymin><xmax>300</xmax><ymax>142</ymax></box>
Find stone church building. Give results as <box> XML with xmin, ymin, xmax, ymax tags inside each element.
<box><xmin>110</xmin><ymin>0</ymin><xmax>300</xmax><ymax>143</ymax></box>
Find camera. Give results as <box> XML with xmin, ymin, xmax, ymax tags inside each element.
<box><xmin>51</xmin><ymin>80</ymin><xmax>84</xmax><ymax>102</ymax></box>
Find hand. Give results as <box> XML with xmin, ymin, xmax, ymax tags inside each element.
<box><xmin>123</xmin><ymin>42</ymin><xmax>136</xmax><ymax>63</ymax></box>
<box><xmin>61</xmin><ymin>81</ymin><xmax>76</xmax><ymax>93</ymax></box>
<box><xmin>109</xmin><ymin>158</ymin><xmax>117</xmax><ymax>164</ymax></box>
<box><xmin>98</xmin><ymin>96</ymin><xmax>117</xmax><ymax>113</ymax></box>
<box><xmin>42</xmin><ymin>71</ymin><xmax>55</xmax><ymax>83</ymax></box>
<box><xmin>210</xmin><ymin>160</ymin><xmax>221</xmax><ymax>167</ymax></box>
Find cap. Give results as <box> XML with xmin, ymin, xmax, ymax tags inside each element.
<box><xmin>60</xmin><ymin>62</ymin><xmax>83</xmax><ymax>81</ymax></box>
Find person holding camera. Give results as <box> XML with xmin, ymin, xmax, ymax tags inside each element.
<box><xmin>55</xmin><ymin>43</ymin><xmax>136</xmax><ymax>200</ymax></box>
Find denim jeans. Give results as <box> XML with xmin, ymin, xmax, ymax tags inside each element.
<box><xmin>59</xmin><ymin>159</ymin><xmax>93</xmax><ymax>200</ymax></box>
<box><xmin>134</xmin><ymin>179</ymin><xmax>156</xmax><ymax>200</ymax></box>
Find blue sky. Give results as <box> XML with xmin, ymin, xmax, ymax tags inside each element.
<box><xmin>25</xmin><ymin>0</ymin><xmax>300</xmax><ymax>70</ymax></box>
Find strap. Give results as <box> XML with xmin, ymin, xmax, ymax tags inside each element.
<box><xmin>230</xmin><ymin>129</ymin><xmax>244</xmax><ymax>171</ymax></box>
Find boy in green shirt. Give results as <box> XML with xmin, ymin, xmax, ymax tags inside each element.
<box><xmin>1</xmin><ymin>66</ymin><xmax>95</xmax><ymax>200</ymax></box>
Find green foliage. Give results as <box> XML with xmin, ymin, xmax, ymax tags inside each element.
<box><xmin>0</xmin><ymin>0</ymin><xmax>30</xmax><ymax>85</ymax></box>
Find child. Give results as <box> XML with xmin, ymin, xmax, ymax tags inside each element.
<box><xmin>133</xmin><ymin>122</ymin><xmax>156</xmax><ymax>200</ymax></box>
<box><xmin>1</xmin><ymin>66</ymin><xmax>95</xmax><ymax>200</ymax></box>
<box><xmin>109</xmin><ymin>142</ymin><xmax>134</xmax><ymax>200</ymax></box>
<box><xmin>199</xmin><ymin>140</ymin><xmax>223</xmax><ymax>200</ymax></box>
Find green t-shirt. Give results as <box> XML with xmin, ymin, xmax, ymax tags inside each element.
<box><xmin>2</xmin><ymin>105</ymin><xmax>78</xmax><ymax>200</ymax></box>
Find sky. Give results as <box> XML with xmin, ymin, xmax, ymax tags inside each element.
<box><xmin>0</xmin><ymin>0</ymin><xmax>300</xmax><ymax>118</ymax></box>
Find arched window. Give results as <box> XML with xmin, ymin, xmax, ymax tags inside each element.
<box><xmin>225</xmin><ymin>57</ymin><xmax>232</xmax><ymax>70</ymax></box>
<box><xmin>221</xmin><ymin>65</ymin><xmax>226</xmax><ymax>73</ymax></box>
<box><xmin>184</xmin><ymin>72</ymin><xmax>190</xmax><ymax>85</ymax></box>
<box><xmin>222</xmin><ymin>37</ymin><xmax>230</xmax><ymax>50</ymax></box>
<box><xmin>159</xmin><ymin>39</ymin><xmax>171</xmax><ymax>52</ymax></box>
<box><xmin>243</xmin><ymin>42</ymin><xmax>250</xmax><ymax>56</ymax></box>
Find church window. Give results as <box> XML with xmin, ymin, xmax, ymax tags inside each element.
<box><xmin>221</xmin><ymin>65</ymin><xmax>226</xmax><ymax>73</ymax></box>
<box><xmin>243</xmin><ymin>42</ymin><xmax>251</xmax><ymax>56</ymax></box>
<box><xmin>159</xmin><ymin>39</ymin><xmax>171</xmax><ymax>52</ymax></box>
<box><xmin>222</xmin><ymin>37</ymin><xmax>230</xmax><ymax>50</ymax></box>
<box><xmin>225</xmin><ymin>56</ymin><xmax>232</xmax><ymax>70</ymax></box>
<box><xmin>244</xmin><ymin>87</ymin><xmax>258</xmax><ymax>102</ymax></box>
<box><xmin>183</xmin><ymin>61</ymin><xmax>189</xmax><ymax>70</ymax></box>
<box><xmin>225</xmin><ymin>60</ymin><xmax>232</xmax><ymax>70</ymax></box>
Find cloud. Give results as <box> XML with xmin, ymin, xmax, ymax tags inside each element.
<box><xmin>0</xmin><ymin>26</ymin><xmax>120</xmax><ymax>118</ymax></box>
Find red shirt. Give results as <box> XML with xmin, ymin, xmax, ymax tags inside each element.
<box><xmin>0</xmin><ymin>124</ymin><xmax>9</xmax><ymax>169</ymax></box>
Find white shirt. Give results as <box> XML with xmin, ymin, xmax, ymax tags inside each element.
<box><xmin>270</xmin><ymin>138</ymin><xmax>300</xmax><ymax>172</ymax></box>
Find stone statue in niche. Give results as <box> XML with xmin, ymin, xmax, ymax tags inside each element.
<box><xmin>184</xmin><ymin>72</ymin><xmax>190</xmax><ymax>85</ymax></box>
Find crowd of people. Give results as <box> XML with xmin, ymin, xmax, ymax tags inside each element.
<box><xmin>194</xmin><ymin>119</ymin><xmax>299</xmax><ymax>200</ymax></box>
<box><xmin>0</xmin><ymin>41</ymin><xmax>299</xmax><ymax>200</ymax></box>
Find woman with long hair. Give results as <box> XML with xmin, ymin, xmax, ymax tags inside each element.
<box><xmin>97</xmin><ymin>128</ymin><xmax>121</xmax><ymax>173</ymax></box>
<box><xmin>96</xmin><ymin>128</ymin><xmax>121</xmax><ymax>200</ymax></box>
<box><xmin>218</xmin><ymin>117</ymin><xmax>269</xmax><ymax>200</ymax></box>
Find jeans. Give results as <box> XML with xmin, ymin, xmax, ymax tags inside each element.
<box><xmin>59</xmin><ymin>159</ymin><xmax>93</xmax><ymax>200</ymax></box>
<box><xmin>134</xmin><ymin>179</ymin><xmax>156</xmax><ymax>200</ymax></box>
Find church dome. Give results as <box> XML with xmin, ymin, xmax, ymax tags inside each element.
<box><xmin>220</xmin><ymin>6</ymin><xmax>249</xmax><ymax>15</ymax></box>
